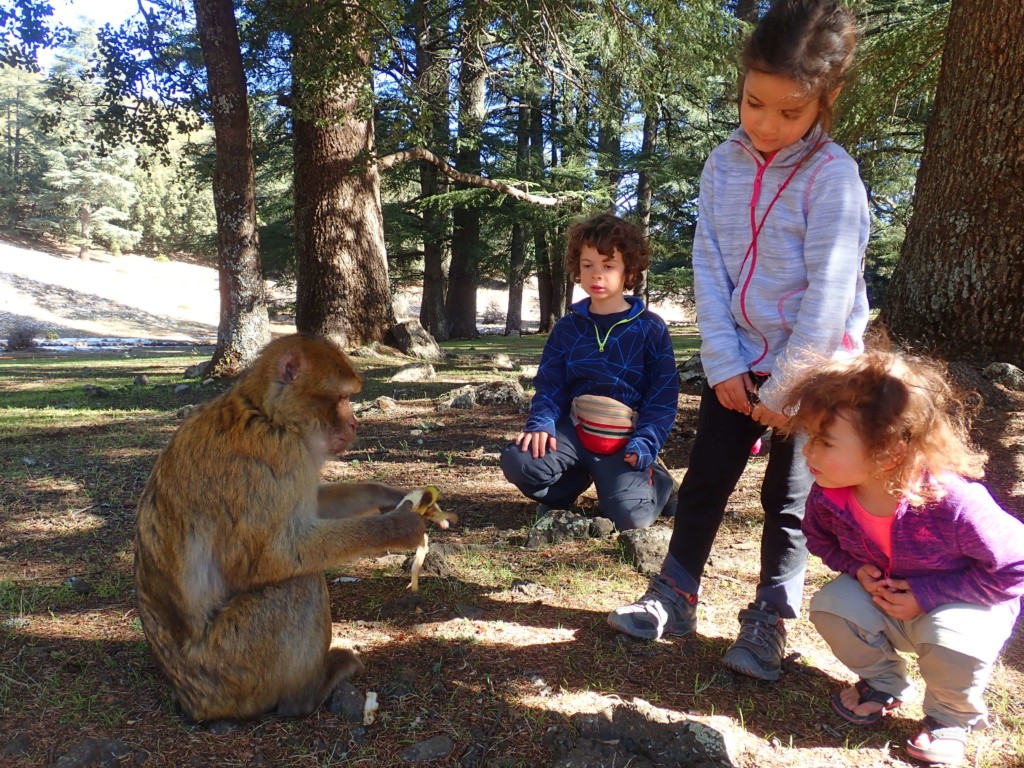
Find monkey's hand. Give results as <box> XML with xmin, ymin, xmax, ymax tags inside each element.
<box><xmin>395</xmin><ymin>485</ymin><xmax>458</xmax><ymax>529</ymax></box>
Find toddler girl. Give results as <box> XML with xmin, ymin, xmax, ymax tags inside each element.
<box><xmin>785</xmin><ymin>345</ymin><xmax>1024</xmax><ymax>766</ymax></box>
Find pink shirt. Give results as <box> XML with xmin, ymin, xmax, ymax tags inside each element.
<box><xmin>822</xmin><ymin>486</ymin><xmax>894</xmax><ymax>563</ymax></box>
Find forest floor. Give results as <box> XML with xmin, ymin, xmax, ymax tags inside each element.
<box><xmin>1</xmin><ymin>241</ymin><xmax>1023</xmax><ymax>768</ymax></box>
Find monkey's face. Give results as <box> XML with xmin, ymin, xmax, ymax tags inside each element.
<box><xmin>327</xmin><ymin>394</ymin><xmax>358</xmax><ymax>455</ymax></box>
<box><xmin>299</xmin><ymin>340</ymin><xmax>363</xmax><ymax>458</ymax></box>
<box><xmin>256</xmin><ymin>334</ymin><xmax>365</xmax><ymax>459</ymax></box>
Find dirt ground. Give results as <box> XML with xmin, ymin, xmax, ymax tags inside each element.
<box><xmin>2</xmin><ymin>242</ymin><xmax>1023</xmax><ymax>767</ymax></box>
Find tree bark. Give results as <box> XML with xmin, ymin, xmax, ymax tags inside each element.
<box><xmin>533</xmin><ymin>84</ymin><xmax>565</xmax><ymax>333</ymax></box>
<box><xmin>419</xmin><ymin>160</ymin><xmax>451</xmax><ymax>340</ymax></box>
<box><xmin>633</xmin><ymin>108</ymin><xmax>657</xmax><ymax>301</ymax></box>
<box><xmin>291</xmin><ymin>4</ymin><xmax>395</xmax><ymax>348</ymax></box>
<box><xmin>193</xmin><ymin>0</ymin><xmax>269</xmax><ymax>376</ymax></box>
<box><xmin>535</xmin><ymin>226</ymin><xmax>555</xmax><ymax>333</ymax></box>
<box><xmin>504</xmin><ymin>101</ymin><xmax>531</xmax><ymax>336</ymax></box>
<box><xmin>77</xmin><ymin>201</ymin><xmax>90</xmax><ymax>261</ymax></box>
<box><xmin>413</xmin><ymin>0</ymin><xmax>451</xmax><ymax>341</ymax></box>
<box><xmin>444</xmin><ymin>1</ymin><xmax>487</xmax><ymax>339</ymax></box>
<box><xmin>595</xmin><ymin>66</ymin><xmax>623</xmax><ymax>199</ymax></box>
<box><xmin>879</xmin><ymin>0</ymin><xmax>1024</xmax><ymax>366</ymax></box>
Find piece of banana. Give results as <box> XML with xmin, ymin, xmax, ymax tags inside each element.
<box><xmin>395</xmin><ymin>485</ymin><xmax>457</xmax><ymax>591</ymax></box>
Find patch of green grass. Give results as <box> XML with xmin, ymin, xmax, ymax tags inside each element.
<box><xmin>0</xmin><ymin>580</ymin><xmax>70</xmax><ymax>614</ymax></box>
<box><xmin>441</xmin><ymin>334</ymin><xmax>547</xmax><ymax>361</ymax></box>
<box><xmin>53</xmin><ymin>676</ymin><xmax>128</xmax><ymax>727</ymax></box>
<box><xmin>984</xmin><ymin>664</ymin><xmax>1024</xmax><ymax>757</ymax></box>
<box><xmin>0</xmin><ymin>354</ymin><xmax>229</xmax><ymax>415</ymax></box>
<box><xmin>86</xmin><ymin>570</ymin><xmax>135</xmax><ymax>601</ymax></box>
<box><xmin>448</xmin><ymin>546</ymin><xmax>520</xmax><ymax>588</ymax></box>
<box><xmin>438</xmin><ymin>324</ymin><xmax>701</xmax><ymax>363</ymax></box>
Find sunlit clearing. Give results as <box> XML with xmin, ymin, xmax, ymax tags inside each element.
<box><xmin>26</xmin><ymin>477</ymin><xmax>83</xmax><ymax>495</ymax></box>
<box><xmin>416</xmin><ymin>619</ymin><xmax>578</xmax><ymax>646</ymax></box>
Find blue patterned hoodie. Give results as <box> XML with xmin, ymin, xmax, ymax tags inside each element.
<box><xmin>524</xmin><ymin>296</ymin><xmax>679</xmax><ymax>470</ymax></box>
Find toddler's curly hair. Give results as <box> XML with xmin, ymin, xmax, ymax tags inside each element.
<box><xmin>782</xmin><ymin>340</ymin><xmax>987</xmax><ymax>505</ymax></box>
<box><xmin>564</xmin><ymin>213</ymin><xmax>650</xmax><ymax>290</ymax></box>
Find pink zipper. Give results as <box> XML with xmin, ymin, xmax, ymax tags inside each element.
<box><xmin>734</xmin><ymin>141</ymin><xmax>827</xmax><ymax>367</ymax></box>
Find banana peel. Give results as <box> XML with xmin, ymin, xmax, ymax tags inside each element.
<box><xmin>395</xmin><ymin>485</ymin><xmax>457</xmax><ymax>591</ymax></box>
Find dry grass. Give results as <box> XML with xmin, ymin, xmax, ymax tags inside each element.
<box><xmin>1</xmin><ymin>342</ymin><xmax>1023</xmax><ymax>767</ymax></box>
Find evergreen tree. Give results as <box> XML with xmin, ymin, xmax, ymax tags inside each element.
<box><xmin>131</xmin><ymin>134</ymin><xmax>217</xmax><ymax>258</ymax></box>
<box><xmin>0</xmin><ymin>63</ymin><xmax>48</xmax><ymax>227</ymax></box>
<box><xmin>29</xmin><ymin>25</ymin><xmax>139</xmax><ymax>259</ymax></box>
<box><xmin>880</xmin><ymin>0</ymin><xmax>1024</xmax><ymax>364</ymax></box>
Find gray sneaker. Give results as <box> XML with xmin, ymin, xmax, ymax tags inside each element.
<box><xmin>607</xmin><ymin>575</ymin><xmax>697</xmax><ymax>640</ymax></box>
<box><xmin>720</xmin><ymin>601</ymin><xmax>786</xmax><ymax>681</ymax></box>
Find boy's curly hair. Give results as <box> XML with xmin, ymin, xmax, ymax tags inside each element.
<box><xmin>564</xmin><ymin>213</ymin><xmax>651</xmax><ymax>290</ymax></box>
<box><xmin>781</xmin><ymin>339</ymin><xmax>987</xmax><ymax>505</ymax></box>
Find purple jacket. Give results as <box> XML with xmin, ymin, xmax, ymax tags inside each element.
<box><xmin>803</xmin><ymin>475</ymin><xmax>1024</xmax><ymax>615</ymax></box>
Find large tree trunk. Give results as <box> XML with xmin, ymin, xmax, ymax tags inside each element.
<box><xmin>193</xmin><ymin>0</ymin><xmax>270</xmax><ymax>376</ymax></box>
<box><xmin>535</xmin><ymin>227</ymin><xmax>552</xmax><ymax>332</ymax></box>
<box><xmin>506</xmin><ymin>217</ymin><xmax>526</xmax><ymax>336</ymax></box>
<box><xmin>595</xmin><ymin>67</ymin><xmax>623</xmax><ymax>201</ymax></box>
<box><xmin>633</xmin><ymin>108</ymin><xmax>657</xmax><ymax>301</ymax></box>
<box><xmin>879</xmin><ymin>0</ymin><xmax>1024</xmax><ymax>366</ymax></box>
<box><xmin>419</xmin><ymin>161</ymin><xmax>451</xmax><ymax>340</ymax></box>
<box><xmin>444</xmin><ymin>1</ymin><xmax>487</xmax><ymax>339</ymax></box>
<box><xmin>77</xmin><ymin>201</ymin><xmax>90</xmax><ymax>261</ymax></box>
<box><xmin>504</xmin><ymin>100</ymin><xmax>531</xmax><ymax>336</ymax></box>
<box><xmin>533</xmin><ymin>87</ymin><xmax>565</xmax><ymax>333</ymax></box>
<box><xmin>291</xmin><ymin>5</ymin><xmax>395</xmax><ymax>348</ymax></box>
<box><xmin>414</xmin><ymin>0</ymin><xmax>451</xmax><ymax>341</ymax></box>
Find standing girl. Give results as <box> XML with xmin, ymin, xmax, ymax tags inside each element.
<box><xmin>609</xmin><ymin>0</ymin><xmax>870</xmax><ymax>684</ymax></box>
<box><xmin>784</xmin><ymin>346</ymin><xmax>1024</xmax><ymax>766</ymax></box>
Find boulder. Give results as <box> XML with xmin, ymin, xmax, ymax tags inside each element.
<box><xmin>386</xmin><ymin>319</ymin><xmax>444</xmax><ymax>361</ymax></box>
<box><xmin>982</xmin><ymin>362</ymin><xmax>1024</xmax><ymax>392</ymax></box>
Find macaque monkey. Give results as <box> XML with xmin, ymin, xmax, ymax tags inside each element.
<box><xmin>134</xmin><ymin>333</ymin><xmax>441</xmax><ymax>722</ymax></box>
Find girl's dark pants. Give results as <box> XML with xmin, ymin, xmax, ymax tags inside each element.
<box><xmin>500</xmin><ymin>416</ymin><xmax>674</xmax><ymax>531</ymax></box>
<box><xmin>663</xmin><ymin>384</ymin><xmax>812</xmax><ymax>619</ymax></box>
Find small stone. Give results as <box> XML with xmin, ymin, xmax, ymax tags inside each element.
<box><xmin>398</xmin><ymin>735</ymin><xmax>455</xmax><ymax>762</ymax></box>
<box><xmin>326</xmin><ymin>681</ymin><xmax>365</xmax><ymax>723</ymax></box>
<box><xmin>2</xmin><ymin>733</ymin><xmax>31</xmax><ymax>758</ymax></box>
<box><xmin>64</xmin><ymin>575</ymin><xmax>92</xmax><ymax>595</ymax></box>
<box><xmin>184</xmin><ymin>362</ymin><xmax>209</xmax><ymax>379</ymax></box>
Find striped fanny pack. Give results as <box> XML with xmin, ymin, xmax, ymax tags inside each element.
<box><xmin>570</xmin><ymin>394</ymin><xmax>637</xmax><ymax>455</ymax></box>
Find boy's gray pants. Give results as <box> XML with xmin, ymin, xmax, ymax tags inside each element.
<box><xmin>500</xmin><ymin>416</ymin><xmax>673</xmax><ymax>531</ymax></box>
<box><xmin>809</xmin><ymin>573</ymin><xmax>1017</xmax><ymax>730</ymax></box>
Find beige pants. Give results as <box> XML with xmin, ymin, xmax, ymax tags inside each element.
<box><xmin>809</xmin><ymin>573</ymin><xmax>1018</xmax><ymax>730</ymax></box>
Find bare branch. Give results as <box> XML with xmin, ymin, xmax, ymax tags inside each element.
<box><xmin>378</xmin><ymin>147</ymin><xmax>568</xmax><ymax>207</ymax></box>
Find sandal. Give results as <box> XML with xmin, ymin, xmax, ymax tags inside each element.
<box><xmin>830</xmin><ymin>679</ymin><xmax>902</xmax><ymax>726</ymax></box>
<box><xmin>906</xmin><ymin>715</ymin><xmax>967</xmax><ymax>766</ymax></box>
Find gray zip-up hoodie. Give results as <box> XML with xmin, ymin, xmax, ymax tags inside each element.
<box><xmin>693</xmin><ymin>125</ymin><xmax>870</xmax><ymax>411</ymax></box>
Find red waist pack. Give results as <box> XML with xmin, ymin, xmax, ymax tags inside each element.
<box><xmin>570</xmin><ymin>395</ymin><xmax>637</xmax><ymax>455</ymax></box>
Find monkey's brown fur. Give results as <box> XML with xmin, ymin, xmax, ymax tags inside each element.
<box><xmin>134</xmin><ymin>334</ymin><xmax>429</xmax><ymax>722</ymax></box>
